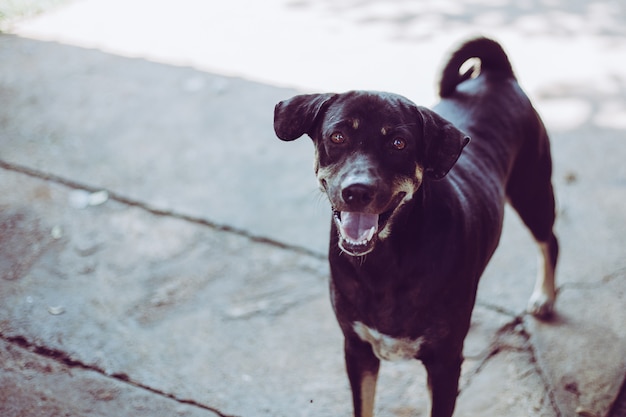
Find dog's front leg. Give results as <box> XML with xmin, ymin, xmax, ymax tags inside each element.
<box><xmin>424</xmin><ymin>355</ymin><xmax>462</xmax><ymax>417</ymax></box>
<box><xmin>344</xmin><ymin>335</ymin><xmax>380</xmax><ymax>417</ymax></box>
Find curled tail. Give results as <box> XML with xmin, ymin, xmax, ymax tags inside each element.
<box><xmin>439</xmin><ymin>37</ymin><xmax>515</xmax><ymax>98</ymax></box>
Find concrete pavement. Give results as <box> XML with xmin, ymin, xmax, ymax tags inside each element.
<box><xmin>1</xmin><ymin>1</ymin><xmax>626</xmax><ymax>416</ymax></box>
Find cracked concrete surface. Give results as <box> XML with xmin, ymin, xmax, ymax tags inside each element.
<box><xmin>0</xmin><ymin>338</ymin><xmax>221</xmax><ymax>417</ymax></box>
<box><xmin>1</xmin><ymin>0</ymin><xmax>626</xmax><ymax>416</ymax></box>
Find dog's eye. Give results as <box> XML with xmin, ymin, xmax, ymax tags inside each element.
<box><xmin>392</xmin><ymin>137</ymin><xmax>406</xmax><ymax>150</ymax></box>
<box><xmin>330</xmin><ymin>132</ymin><xmax>346</xmax><ymax>144</ymax></box>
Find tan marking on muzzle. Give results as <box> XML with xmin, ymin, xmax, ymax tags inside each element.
<box><xmin>415</xmin><ymin>165</ymin><xmax>425</xmax><ymax>184</ymax></box>
<box><xmin>378</xmin><ymin>176</ymin><xmax>420</xmax><ymax>239</ymax></box>
<box><xmin>316</xmin><ymin>164</ymin><xmax>336</xmax><ymax>192</ymax></box>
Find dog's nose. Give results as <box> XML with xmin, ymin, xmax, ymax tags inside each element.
<box><xmin>342</xmin><ymin>184</ymin><xmax>375</xmax><ymax>208</ymax></box>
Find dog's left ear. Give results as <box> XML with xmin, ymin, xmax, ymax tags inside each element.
<box><xmin>274</xmin><ymin>93</ymin><xmax>336</xmax><ymax>141</ymax></box>
<box><xmin>417</xmin><ymin>107</ymin><xmax>470</xmax><ymax>180</ymax></box>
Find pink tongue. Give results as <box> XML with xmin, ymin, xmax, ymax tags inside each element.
<box><xmin>340</xmin><ymin>212</ymin><xmax>379</xmax><ymax>241</ymax></box>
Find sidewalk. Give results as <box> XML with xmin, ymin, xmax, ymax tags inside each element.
<box><xmin>1</xmin><ymin>1</ymin><xmax>626</xmax><ymax>416</ymax></box>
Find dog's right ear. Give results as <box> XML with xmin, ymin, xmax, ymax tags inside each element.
<box><xmin>274</xmin><ymin>93</ymin><xmax>336</xmax><ymax>141</ymax></box>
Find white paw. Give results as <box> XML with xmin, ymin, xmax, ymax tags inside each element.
<box><xmin>527</xmin><ymin>291</ymin><xmax>555</xmax><ymax>319</ymax></box>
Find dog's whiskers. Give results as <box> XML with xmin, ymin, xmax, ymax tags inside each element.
<box><xmin>309</xmin><ymin>188</ymin><xmax>329</xmax><ymax>208</ymax></box>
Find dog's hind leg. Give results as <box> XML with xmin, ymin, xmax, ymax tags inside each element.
<box><xmin>506</xmin><ymin>126</ymin><xmax>559</xmax><ymax>319</ymax></box>
<box><xmin>508</xmin><ymin>175</ymin><xmax>559</xmax><ymax>319</ymax></box>
<box><xmin>529</xmin><ymin>233</ymin><xmax>559</xmax><ymax>318</ymax></box>
<box><xmin>344</xmin><ymin>337</ymin><xmax>380</xmax><ymax>417</ymax></box>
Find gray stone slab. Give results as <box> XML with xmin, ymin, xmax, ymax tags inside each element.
<box><xmin>0</xmin><ymin>34</ymin><xmax>329</xmax><ymax>255</ymax></box>
<box><xmin>0</xmin><ymin>338</ymin><xmax>220</xmax><ymax>417</ymax></box>
<box><xmin>0</xmin><ymin>168</ymin><xmax>337</xmax><ymax>417</ymax></box>
<box><xmin>457</xmin><ymin>328</ymin><xmax>556</xmax><ymax>417</ymax></box>
<box><xmin>526</xmin><ymin>272</ymin><xmax>626</xmax><ymax>417</ymax></box>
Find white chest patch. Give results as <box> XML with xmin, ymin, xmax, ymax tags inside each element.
<box><xmin>353</xmin><ymin>322</ymin><xmax>424</xmax><ymax>362</ymax></box>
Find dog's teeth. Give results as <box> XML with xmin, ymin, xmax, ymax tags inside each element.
<box><xmin>339</xmin><ymin>226</ymin><xmax>377</xmax><ymax>247</ymax></box>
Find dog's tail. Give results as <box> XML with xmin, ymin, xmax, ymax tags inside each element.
<box><xmin>439</xmin><ymin>37</ymin><xmax>515</xmax><ymax>98</ymax></box>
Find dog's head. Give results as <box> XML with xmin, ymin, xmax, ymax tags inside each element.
<box><xmin>274</xmin><ymin>91</ymin><xmax>469</xmax><ymax>256</ymax></box>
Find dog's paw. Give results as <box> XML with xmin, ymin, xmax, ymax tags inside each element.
<box><xmin>527</xmin><ymin>291</ymin><xmax>556</xmax><ymax>320</ymax></box>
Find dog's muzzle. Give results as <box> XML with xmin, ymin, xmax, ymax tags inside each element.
<box><xmin>332</xmin><ymin>191</ymin><xmax>406</xmax><ymax>256</ymax></box>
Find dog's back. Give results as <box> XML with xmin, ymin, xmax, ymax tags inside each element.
<box><xmin>433</xmin><ymin>38</ymin><xmax>552</xmax><ymax>219</ymax></box>
<box><xmin>435</xmin><ymin>37</ymin><xmax>547</xmax><ymax>182</ymax></box>
<box><xmin>434</xmin><ymin>37</ymin><xmax>558</xmax><ymax>317</ymax></box>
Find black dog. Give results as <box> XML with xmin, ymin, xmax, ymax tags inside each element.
<box><xmin>273</xmin><ymin>37</ymin><xmax>558</xmax><ymax>417</ymax></box>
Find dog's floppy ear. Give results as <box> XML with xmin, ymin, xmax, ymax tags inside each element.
<box><xmin>417</xmin><ymin>106</ymin><xmax>470</xmax><ymax>180</ymax></box>
<box><xmin>274</xmin><ymin>93</ymin><xmax>336</xmax><ymax>141</ymax></box>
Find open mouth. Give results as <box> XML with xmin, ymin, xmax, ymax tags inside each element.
<box><xmin>333</xmin><ymin>192</ymin><xmax>406</xmax><ymax>256</ymax></box>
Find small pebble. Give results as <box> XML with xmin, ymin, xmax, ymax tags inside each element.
<box><xmin>51</xmin><ymin>225</ymin><xmax>63</xmax><ymax>239</ymax></box>
<box><xmin>564</xmin><ymin>172</ymin><xmax>578</xmax><ymax>185</ymax></box>
<box><xmin>69</xmin><ymin>190</ymin><xmax>91</xmax><ymax>209</ymax></box>
<box><xmin>575</xmin><ymin>406</ymin><xmax>597</xmax><ymax>417</ymax></box>
<box><xmin>47</xmin><ymin>306</ymin><xmax>66</xmax><ymax>315</ymax></box>
<box><xmin>88</xmin><ymin>190</ymin><xmax>109</xmax><ymax>206</ymax></box>
<box><xmin>69</xmin><ymin>189</ymin><xmax>109</xmax><ymax>209</ymax></box>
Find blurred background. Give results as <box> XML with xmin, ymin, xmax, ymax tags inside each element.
<box><xmin>3</xmin><ymin>0</ymin><xmax>626</xmax><ymax>116</ymax></box>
